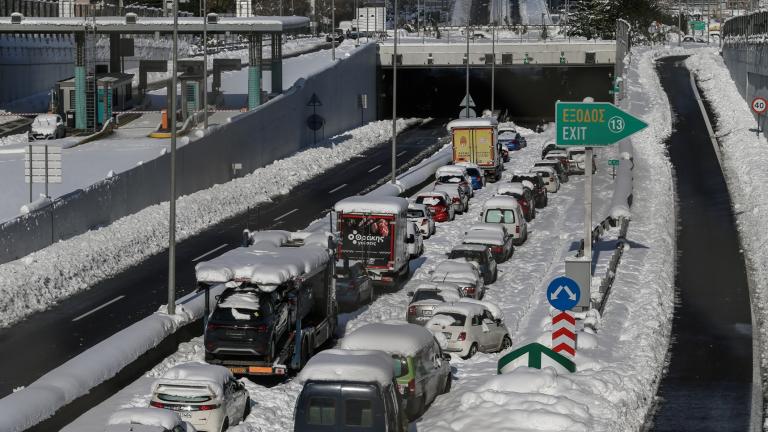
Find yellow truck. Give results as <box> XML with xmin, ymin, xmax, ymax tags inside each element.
<box><xmin>448</xmin><ymin>118</ymin><xmax>502</xmax><ymax>182</ymax></box>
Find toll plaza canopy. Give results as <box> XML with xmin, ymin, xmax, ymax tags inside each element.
<box><xmin>0</xmin><ymin>15</ymin><xmax>309</xmax><ymax>34</ymax></box>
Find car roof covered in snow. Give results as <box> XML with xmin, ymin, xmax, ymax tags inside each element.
<box><xmin>458</xmin><ymin>298</ymin><xmax>504</xmax><ymax>320</ymax></box>
<box><xmin>298</xmin><ymin>349</ymin><xmax>394</xmax><ymax>386</ymax></box>
<box><xmin>482</xmin><ymin>196</ymin><xmax>521</xmax><ymax>210</ymax></box>
<box><xmin>530</xmin><ymin>166</ymin><xmax>556</xmax><ymax>175</ymax></box>
<box><xmin>463</xmin><ymin>230</ymin><xmax>505</xmax><ymax>246</ymax></box>
<box><xmin>431</xmin><ymin>260</ymin><xmax>481</xmax><ymax>285</ymax></box>
<box><xmin>107</xmin><ymin>408</ymin><xmax>185</xmax><ymax>430</ymax></box>
<box><xmin>218</xmin><ymin>291</ymin><xmax>260</xmax><ymax>310</ymax></box>
<box><xmin>432</xmin><ymin>302</ymin><xmax>487</xmax><ymax>319</ymax></box>
<box><xmin>433</xmin><ymin>183</ymin><xmax>461</xmax><ymax>197</ymax></box>
<box><xmin>416</xmin><ymin>190</ymin><xmax>450</xmax><ymax>200</ymax></box>
<box><xmin>496</xmin><ymin>183</ymin><xmax>525</xmax><ymax>196</ymax></box>
<box><xmin>334</xmin><ymin>196</ymin><xmax>408</xmax><ymax>215</ymax></box>
<box><xmin>436</xmin><ymin>165</ymin><xmax>468</xmax><ymax>177</ymax></box>
<box><xmin>153</xmin><ymin>362</ymin><xmax>233</xmax><ymax>399</ymax></box>
<box><xmin>512</xmin><ymin>180</ymin><xmax>534</xmax><ymax>191</ymax></box>
<box><xmin>447</xmin><ymin>118</ymin><xmax>498</xmax><ymax>129</ymax></box>
<box><xmin>341</xmin><ymin>322</ymin><xmax>437</xmax><ymax>357</ymax></box>
<box><xmin>467</xmin><ymin>223</ymin><xmax>508</xmax><ymax>235</ymax></box>
<box><xmin>194</xmin><ymin>243</ymin><xmax>329</xmax><ymax>288</ymax></box>
<box><xmin>247</xmin><ymin>230</ymin><xmax>291</xmax><ymax>247</ymax></box>
<box><xmin>410</xmin><ymin>280</ymin><xmax>463</xmax><ymax>294</ymax></box>
<box><xmin>566</xmin><ymin>146</ymin><xmax>586</xmax><ymax>153</ymax></box>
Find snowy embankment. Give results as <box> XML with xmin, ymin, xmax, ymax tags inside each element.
<box><xmin>686</xmin><ymin>49</ymin><xmax>768</xmax><ymax>407</ymax></box>
<box><xmin>0</xmin><ymin>118</ymin><xmax>420</xmax><ymax>329</ymax></box>
<box><xmin>0</xmin><ymin>132</ymin><xmax>26</xmax><ymax>147</ymax></box>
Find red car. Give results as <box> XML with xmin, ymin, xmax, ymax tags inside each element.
<box><xmin>495</xmin><ymin>183</ymin><xmax>535</xmax><ymax>221</ymax></box>
<box><xmin>415</xmin><ymin>191</ymin><xmax>455</xmax><ymax>222</ymax></box>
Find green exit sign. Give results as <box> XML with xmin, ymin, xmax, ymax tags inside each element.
<box><xmin>555</xmin><ymin>102</ymin><xmax>648</xmax><ymax>147</ymax></box>
<box><xmin>608</xmin><ymin>159</ymin><xmax>620</xmax><ymax>166</ymax></box>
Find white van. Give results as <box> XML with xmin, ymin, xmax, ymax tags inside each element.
<box><xmin>479</xmin><ymin>196</ymin><xmax>528</xmax><ymax>245</ymax></box>
<box><xmin>529</xmin><ymin>166</ymin><xmax>560</xmax><ymax>193</ymax></box>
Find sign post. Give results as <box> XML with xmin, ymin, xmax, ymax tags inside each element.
<box><xmin>24</xmin><ymin>144</ymin><xmax>62</xmax><ymax>201</ymax></box>
<box><xmin>555</xmin><ymin>101</ymin><xmax>647</xmax><ymax>297</ymax></box>
<box><xmin>546</xmin><ymin>276</ymin><xmax>581</xmax><ymax>367</ymax></box>
<box><xmin>608</xmin><ymin>158</ymin><xmax>620</xmax><ymax>179</ymax></box>
<box><xmin>751</xmin><ymin>97</ymin><xmax>767</xmax><ymax>137</ymax></box>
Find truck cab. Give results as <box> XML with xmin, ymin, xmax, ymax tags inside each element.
<box><xmin>448</xmin><ymin>117</ymin><xmax>502</xmax><ymax>183</ymax></box>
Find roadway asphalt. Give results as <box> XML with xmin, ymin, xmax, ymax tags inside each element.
<box><xmin>650</xmin><ymin>57</ymin><xmax>753</xmax><ymax>430</ymax></box>
<box><xmin>0</xmin><ymin>119</ymin><xmax>449</xmax><ymax>397</ymax></box>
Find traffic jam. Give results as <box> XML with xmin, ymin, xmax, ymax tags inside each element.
<box><xmin>104</xmin><ymin>117</ymin><xmax>593</xmax><ymax>432</ymax></box>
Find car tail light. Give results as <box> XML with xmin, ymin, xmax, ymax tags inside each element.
<box><xmin>408</xmin><ymin>305</ymin><xmax>417</xmax><ymax>316</ymax></box>
<box><xmin>206</xmin><ymin>323</ymin><xmax>221</xmax><ymax>332</ymax></box>
<box><xmin>452</xmin><ymin>197</ymin><xmax>460</xmax><ymax>204</ymax></box>
<box><xmin>198</xmin><ymin>404</ymin><xmax>221</xmax><ymax>411</ymax></box>
<box><xmin>150</xmin><ymin>401</ymin><xmax>165</xmax><ymax>409</ymax></box>
<box><xmin>463</xmin><ymin>286</ymin><xmax>475</xmax><ymax>296</ymax></box>
<box><xmin>492</xmin><ymin>246</ymin><xmax>503</xmax><ymax>254</ymax></box>
<box><xmin>408</xmin><ymin>378</ymin><xmax>416</xmax><ymax>396</ymax></box>
<box><xmin>457</xmin><ymin>332</ymin><xmax>467</xmax><ymax>341</ymax></box>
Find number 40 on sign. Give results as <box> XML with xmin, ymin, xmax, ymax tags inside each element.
<box><xmin>752</xmin><ymin>97</ymin><xmax>767</xmax><ymax>137</ymax></box>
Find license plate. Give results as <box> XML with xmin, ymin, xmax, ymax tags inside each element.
<box><xmin>422</xmin><ymin>310</ymin><xmax>433</xmax><ymax>316</ymax></box>
<box><xmin>226</xmin><ymin>330</ymin><xmax>246</xmax><ymax>338</ymax></box>
<box><xmin>249</xmin><ymin>366</ymin><xmax>274</xmax><ymax>374</ymax></box>
<box><xmin>179</xmin><ymin>412</ymin><xmax>193</xmax><ymax>418</ymax></box>
<box><xmin>229</xmin><ymin>367</ymin><xmax>247</xmax><ymax>374</ymax></box>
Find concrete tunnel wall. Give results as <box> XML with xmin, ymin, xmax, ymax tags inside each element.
<box><xmin>0</xmin><ymin>43</ymin><xmax>378</xmax><ymax>264</ymax></box>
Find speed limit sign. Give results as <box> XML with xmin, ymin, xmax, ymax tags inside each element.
<box><xmin>752</xmin><ymin>97</ymin><xmax>768</xmax><ymax>115</ymax></box>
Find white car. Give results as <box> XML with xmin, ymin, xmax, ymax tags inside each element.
<box><xmin>150</xmin><ymin>363</ymin><xmax>250</xmax><ymax>432</ymax></box>
<box><xmin>407</xmin><ymin>221</ymin><xmax>424</xmax><ymax>258</ymax></box>
<box><xmin>435</xmin><ymin>165</ymin><xmax>474</xmax><ymax>197</ymax></box>
<box><xmin>479</xmin><ymin>196</ymin><xmax>528</xmax><ymax>245</ymax></box>
<box><xmin>463</xmin><ymin>224</ymin><xmax>515</xmax><ymax>262</ymax></box>
<box><xmin>29</xmin><ymin>113</ymin><xmax>65</xmax><ymax>140</ymax></box>
<box><xmin>407</xmin><ymin>202</ymin><xmax>436</xmax><ymax>237</ymax></box>
<box><xmin>430</xmin><ymin>259</ymin><xmax>485</xmax><ymax>299</ymax></box>
<box><xmin>530</xmin><ymin>166</ymin><xmax>560</xmax><ymax>193</ymax></box>
<box><xmin>406</xmin><ymin>281</ymin><xmax>464</xmax><ymax>325</ymax></box>
<box><xmin>426</xmin><ymin>299</ymin><xmax>511</xmax><ymax>359</ymax></box>
<box><xmin>106</xmin><ymin>408</ymin><xmax>197</xmax><ymax>432</ymax></box>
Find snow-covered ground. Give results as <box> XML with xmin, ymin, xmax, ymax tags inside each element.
<box><xmin>0</xmin><ymin>118</ymin><xmax>421</xmax><ymax>329</ymax></box>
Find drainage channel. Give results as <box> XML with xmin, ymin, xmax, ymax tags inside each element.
<box><xmin>649</xmin><ymin>56</ymin><xmax>754</xmax><ymax>430</ymax></box>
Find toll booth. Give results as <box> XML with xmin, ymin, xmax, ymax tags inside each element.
<box><xmin>56</xmin><ymin>72</ymin><xmax>133</xmax><ymax>129</ymax></box>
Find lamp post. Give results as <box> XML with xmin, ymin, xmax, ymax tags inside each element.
<box><xmin>392</xmin><ymin>0</ymin><xmax>398</xmax><ymax>184</ymax></box>
<box><xmin>331</xmin><ymin>0</ymin><xmax>336</xmax><ymax>60</ymax></box>
<box><xmin>491</xmin><ymin>24</ymin><xmax>495</xmax><ymax>114</ymax></box>
<box><xmin>202</xmin><ymin>0</ymin><xmax>207</xmax><ymax>129</ymax></box>
<box><xmin>465</xmin><ymin>16</ymin><xmax>470</xmax><ymax>118</ymax></box>
<box><xmin>168</xmin><ymin>0</ymin><xmax>179</xmax><ymax>316</ymax></box>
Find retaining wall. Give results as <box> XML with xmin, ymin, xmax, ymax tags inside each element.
<box><xmin>0</xmin><ymin>43</ymin><xmax>378</xmax><ymax>264</ymax></box>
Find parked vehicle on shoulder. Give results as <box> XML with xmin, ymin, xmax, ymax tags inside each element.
<box><xmin>448</xmin><ymin>117</ymin><xmax>503</xmax><ymax>182</ymax></box>
<box><xmin>295</xmin><ymin>349</ymin><xmax>409</xmax><ymax>432</ymax></box>
<box><xmin>435</xmin><ymin>165</ymin><xmax>473</xmax><ymax>198</ymax></box>
<box><xmin>566</xmin><ymin>147</ymin><xmax>597</xmax><ymax>174</ymax></box>
<box><xmin>426</xmin><ymin>300</ymin><xmax>511</xmax><ymax>359</ymax></box>
<box><xmin>340</xmin><ymin>322</ymin><xmax>452</xmax><ymax>420</ymax></box>
<box><xmin>407</xmin><ymin>202</ymin><xmax>436</xmax><ymax>237</ymax></box>
<box><xmin>511</xmin><ymin>173</ymin><xmax>548</xmax><ymax>208</ymax></box>
<box><xmin>455</xmin><ymin>162</ymin><xmax>485</xmax><ymax>190</ymax></box>
<box><xmin>498</xmin><ymin>127</ymin><xmax>523</xmax><ymax>151</ymax></box>
<box><xmin>541</xmin><ymin>142</ymin><xmax>557</xmax><ymax>158</ymax></box>
<box><xmin>496</xmin><ymin>182</ymin><xmax>535</xmax><ymax>221</ymax></box>
<box><xmin>430</xmin><ymin>260</ymin><xmax>486</xmax><ymax>299</ymax></box>
<box><xmin>433</xmin><ymin>182</ymin><xmax>469</xmax><ymax>214</ymax></box>
<box><xmin>464</xmin><ymin>224</ymin><xmax>515</xmax><ymax>262</ymax></box>
<box><xmin>29</xmin><ymin>114</ymin><xmax>65</xmax><ymax>140</ymax></box>
<box><xmin>415</xmin><ymin>191</ymin><xmax>454</xmax><ymax>222</ymax></box>
<box><xmin>406</xmin><ymin>281</ymin><xmax>464</xmax><ymax>325</ymax></box>
<box><xmin>106</xmin><ymin>408</ymin><xmax>196</xmax><ymax>432</ymax></box>
<box><xmin>447</xmin><ymin>244</ymin><xmax>498</xmax><ymax>284</ymax></box>
<box><xmin>480</xmin><ymin>196</ymin><xmax>528</xmax><ymax>245</ymax></box>
<box><xmin>407</xmin><ymin>221</ymin><xmax>424</xmax><ymax>259</ymax></box>
<box><xmin>325</xmin><ymin>29</ymin><xmax>345</xmax><ymax>43</ymax></box>
<box><xmin>150</xmin><ymin>363</ymin><xmax>249</xmax><ymax>432</ymax></box>
<box><xmin>336</xmin><ymin>261</ymin><xmax>374</xmax><ymax>310</ymax></box>
<box><xmin>535</xmin><ymin>159</ymin><xmax>569</xmax><ymax>184</ymax></box>
<box><xmin>529</xmin><ymin>166</ymin><xmax>560</xmax><ymax>193</ymax></box>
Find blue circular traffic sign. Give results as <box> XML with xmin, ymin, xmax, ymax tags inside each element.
<box><xmin>546</xmin><ymin>277</ymin><xmax>581</xmax><ymax>311</ymax></box>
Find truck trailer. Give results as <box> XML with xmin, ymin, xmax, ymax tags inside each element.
<box><xmin>448</xmin><ymin>117</ymin><xmax>503</xmax><ymax>182</ymax></box>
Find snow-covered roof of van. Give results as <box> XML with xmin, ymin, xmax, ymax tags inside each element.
<box><xmin>195</xmin><ymin>244</ymin><xmax>329</xmax><ymax>287</ymax></box>
<box><xmin>298</xmin><ymin>349</ymin><xmax>394</xmax><ymax>386</ymax></box>
<box><xmin>153</xmin><ymin>363</ymin><xmax>233</xmax><ymax>399</ymax></box>
<box><xmin>107</xmin><ymin>408</ymin><xmax>183</xmax><ymax>429</ymax></box>
<box><xmin>341</xmin><ymin>322</ymin><xmax>436</xmax><ymax>357</ymax></box>
<box><xmin>334</xmin><ymin>196</ymin><xmax>408</xmax><ymax>214</ymax></box>
<box><xmin>447</xmin><ymin>118</ymin><xmax>498</xmax><ymax>129</ymax></box>
<box><xmin>482</xmin><ymin>196</ymin><xmax>521</xmax><ymax>210</ymax></box>
<box><xmin>496</xmin><ymin>183</ymin><xmax>525</xmax><ymax>196</ymax></box>
<box><xmin>463</xmin><ymin>230</ymin><xmax>505</xmax><ymax>246</ymax></box>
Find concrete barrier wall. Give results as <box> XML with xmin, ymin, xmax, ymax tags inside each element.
<box><xmin>0</xmin><ymin>34</ymin><xmax>74</xmax><ymax>107</ymax></box>
<box><xmin>722</xmin><ymin>43</ymin><xmax>768</xmax><ymax>141</ymax></box>
<box><xmin>0</xmin><ymin>44</ymin><xmax>378</xmax><ymax>264</ymax></box>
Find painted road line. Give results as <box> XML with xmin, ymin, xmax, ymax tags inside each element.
<box><xmin>275</xmin><ymin>208</ymin><xmax>299</xmax><ymax>221</ymax></box>
<box><xmin>397</xmin><ymin>150</ymin><xmax>407</xmax><ymax>157</ymax></box>
<box><xmin>368</xmin><ymin>164</ymin><xmax>382</xmax><ymax>173</ymax></box>
<box><xmin>192</xmin><ymin>243</ymin><xmax>229</xmax><ymax>262</ymax></box>
<box><xmin>72</xmin><ymin>295</ymin><xmax>126</xmax><ymax>322</ymax></box>
<box><xmin>328</xmin><ymin>184</ymin><xmax>347</xmax><ymax>194</ymax></box>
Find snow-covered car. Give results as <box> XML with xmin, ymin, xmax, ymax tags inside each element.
<box><xmin>433</xmin><ymin>182</ymin><xmax>469</xmax><ymax>214</ymax></box>
<box><xmin>435</xmin><ymin>165</ymin><xmax>473</xmax><ymax>198</ymax></box>
<box><xmin>407</xmin><ymin>221</ymin><xmax>424</xmax><ymax>258</ymax></box>
<box><xmin>414</xmin><ymin>191</ymin><xmax>454</xmax><ymax>222</ymax></box>
<box><xmin>566</xmin><ymin>147</ymin><xmax>597</xmax><ymax>174</ymax></box>
<box><xmin>106</xmin><ymin>408</ymin><xmax>196</xmax><ymax>432</ymax></box>
<box><xmin>496</xmin><ymin>182</ymin><xmax>535</xmax><ymax>221</ymax></box>
<box><xmin>447</xmin><ymin>243</ymin><xmax>498</xmax><ymax>284</ymax></box>
<box><xmin>541</xmin><ymin>142</ymin><xmax>557</xmax><ymax>158</ymax></box>
<box><xmin>430</xmin><ymin>260</ymin><xmax>486</xmax><ymax>299</ymax></box>
<box><xmin>530</xmin><ymin>166</ymin><xmax>560</xmax><ymax>193</ymax></box>
<box><xmin>407</xmin><ymin>202</ymin><xmax>436</xmax><ymax>237</ymax></box>
<box><xmin>427</xmin><ymin>300</ymin><xmax>512</xmax><ymax>359</ymax></box>
<box><xmin>480</xmin><ymin>196</ymin><xmax>529</xmax><ymax>245</ymax></box>
<box><xmin>463</xmin><ymin>224</ymin><xmax>515</xmax><ymax>263</ymax></box>
<box><xmin>498</xmin><ymin>127</ymin><xmax>523</xmax><ymax>151</ymax></box>
<box><xmin>535</xmin><ymin>159</ymin><xmax>569</xmax><ymax>184</ymax></box>
<box><xmin>406</xmin><ymin>281</ymin><xmax>464</xmax><ymax>325</ymax></box>
<box><xmin>454</xmin><ymin>162</ymin><xmax>485</xmax><ymax>190</ymax></box>
<box><xmin>150</xmin><ymin>363</ymin><xmax>250</xmax><ymax>432</ymax></box>
<box><xmin>29</xmin><ymin>113</ymin><xmax>65</xmax><ymax>140</ymax></box>
<box><xmin>511</xmin><ymin>172</ymin><xmax>548</xmax><ymax>208</ymax></box>
<box><xmin>295</xmin><ymin>349</ymin><xmax>409</xmax><ymax>432</ymax></box>
<box><xmin>335</xmin><ymin>262</ymin><xmax>374</xmax><ymax>309</ymax></box>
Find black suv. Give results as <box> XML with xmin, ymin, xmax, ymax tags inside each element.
<box><xmin>511</xmin><ymin>173</ymin><xmax>548</xmax><ymax>208</ymax></box>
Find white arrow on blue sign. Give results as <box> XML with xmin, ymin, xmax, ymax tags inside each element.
<box><xmin>546</xmin><ymin>276</ymin><xmax>581</xmax><ymax>311</ymax></box>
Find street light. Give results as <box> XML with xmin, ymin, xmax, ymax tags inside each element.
<box><xmin>465</xmin><ymin>16</ymin><xmax>470</xmax><ymax>118</ymax></box>
<box><xmin>168</xmin><ymin>0</ymin><xmax>179</xmax><ymax>315</ymax></box>
<box><xmin>331</xmin><ymin>0</ymin><xmax>336</xmax><ymax>60</ymax></box>
<box><xmin>392</xmin><ymin>0</ymin><xmax>398</xmax><ymax>184</ymax></box>
<box><xmin>202</xmin><ymin>0</ymin><xmax>207</xmax><ymax>130</ymax></box>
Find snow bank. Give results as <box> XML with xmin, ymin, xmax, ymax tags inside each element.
<box><xmin>0</xmin><ymin>118</ymin><xmax>421</xmax><ymax>328</ymax></box>
<box><xmin>107</xmin><ymin>407</ymin><xmax>184</xmax><ymax>429</ymax></box>
<box><xmin>0</xmin><ymin>132</ymin><xmax>26</xmax><ymax>147</ymax></box>
<box><xmin>297</xmin><ymin>349</ymin><xmax>394</xmax><ymax>386</ymax></box>
<box><xmin>367</xmin><ymin>146</ymin><xmax>452</xmax><ymax>197</ymax></box>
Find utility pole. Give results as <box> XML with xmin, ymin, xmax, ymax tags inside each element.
<box><xmin>392</xmin><ymin>0</ymin><xmax>398</xmax><ymax>184</ymax></box>
<box><xmin>202</xmin><ymin>0</ymin><xmax>208</xmax><ymax>129</ymax></box>
<box><xmin>354</xmin><ymin>0</ymin><xmax>359</xmax><ymax>47</ymax></box>
<box><xmin>491</xmin><ymin>24</ymin><xmax>495</xmax><ymax>114</ymax></box>
<box><xmin>168</xmin><ymin>0</ymin><xmax>179</xmax><ymax>316</ymax></box>
<box><xmin>331</xmin><ymin>0</ymin><xmax>336</xmax><ymax>60</ymax></box>
<box><xmin>465</xmin><ymin>16</ymin><xmax>470</xmax><ymax>118</ymax></box>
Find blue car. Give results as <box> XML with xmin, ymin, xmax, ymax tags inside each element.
<box><xmin>499</xmin><ymin>128</ymin><xmax>523</xmax><ymax>151</ymax></box>
<box><xmin>456</xmin><ymin>163</ymin><xmax>484</xmax><ymax>190</ymax></box>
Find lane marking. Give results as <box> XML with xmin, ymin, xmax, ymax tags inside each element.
<box><xmin>72</xmin><ymin>295</ymin><xmax>126</xmax><ymax>322</ymax></box>
<box><xmin>192</xmin><ymin>243</ymin><xmax>228</xmax><ymax>262</ymax></box>
<box><xmin>275</xmin><ymin>208</ymin><xmax>298</xmax><ymax>221</ymax></box>
<box><xmin>397</xmin><ymin>150</ymin><xmax>407</xmax><ymax>157</ymax></box>
<box><xmin>368</xmin><ymin>164</ymin><xmax>382</xmax><ymax>173</ymax></box>
<box><xmin>328</xmin><ymin>184</ymin><xmax>347</xmax><ymax>194</ymax></box>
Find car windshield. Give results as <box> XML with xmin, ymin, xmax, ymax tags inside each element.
<box><xmin>412</xmin><ymin>290</ymin><xmax>446</xmax><ymax>302</ymax></box>
<box><xmin>485</xmin><ymin>209</ymin><xmax>515</xmax><ymax>224</ymax></box>
<box><xmin>408</xmin><ymin>209</ymin><xmax>425</xmax><ymax>218</ymax></box>
<box><xmin>448</xmin><ymin>250</ymin><xmax>485</xmax><ymax>262</ymax></box>
<box><xmin>435</xmin><ymin>313</ymin><xmax>466</xmax><ymax>326</ymax></box>
<box><xmin>438</xmin><ymin>175</ymin><xmax>462</xmax><ymax>184</ymax></box>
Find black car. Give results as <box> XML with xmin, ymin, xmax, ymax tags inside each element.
<box><xmin>326</xmin><ymin>29</ymin><xmax>345</xmax><ymax>43</ymax></box>
<box><xmin>336</xmin><ymin>262</ymin><xmax>374</xmax><ymax>310</ymax></box>
<box><xmin>447</xmin><ymin>244</ymin><xmax>498</xmax><ymax>284</ymax></box>
<box><xmin>541</xmin><ymin>143</ymin><xmax>557</xmax><ymax>159</ymax></box>
<box><xmin>511</xmin><ymin>173</ymin><xmax>548</xmax><ymax>208</ymax></box>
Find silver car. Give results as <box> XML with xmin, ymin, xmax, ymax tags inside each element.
<box><xmin>406</xmin><ymin>282</ymin><xmax>464</xmax><ymax>325</ymax></box>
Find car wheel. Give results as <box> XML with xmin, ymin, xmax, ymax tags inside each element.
<box><xmin>220</xmin><ymin>417</ymin><xmax>229</xmax><ymax>432</ymax></box>
<box><xmin>500</xmin><ymin>335</ymin><xmax>512</xmax><ymax>351</ymax></box>
<box><xmin>243</xmin><ymin>396</ymin><xmax>252</xmax><ymax>419</ymax></box>
<box><xmin>369</xmin><ymin>286</ymin><xmax>375</xmax><ymax>304</ymax></box>
<box><xmin>463</xmin><ymin>343</ymin><xmax>478</xmax><ymax>359</ymax></box>
<box><xmin>493</xmin><ymin>269</ymin><xmax>498</xmax><ymax>283</ymax></box>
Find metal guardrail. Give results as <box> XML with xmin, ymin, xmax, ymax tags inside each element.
<box><xmin>597</xmin><ymin>217</ymin><xmax>629</xmax><ymax>314</ymax></box>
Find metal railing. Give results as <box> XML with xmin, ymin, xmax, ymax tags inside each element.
<box><xmin>723</xmin><ymin>10</ymin><xmax>768</xmax><ymax>40</ymax></box>
<box><xmin>0</xmin><ymin>0</ymin><xmax>193</xmax><ymax>18</ymax></box>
